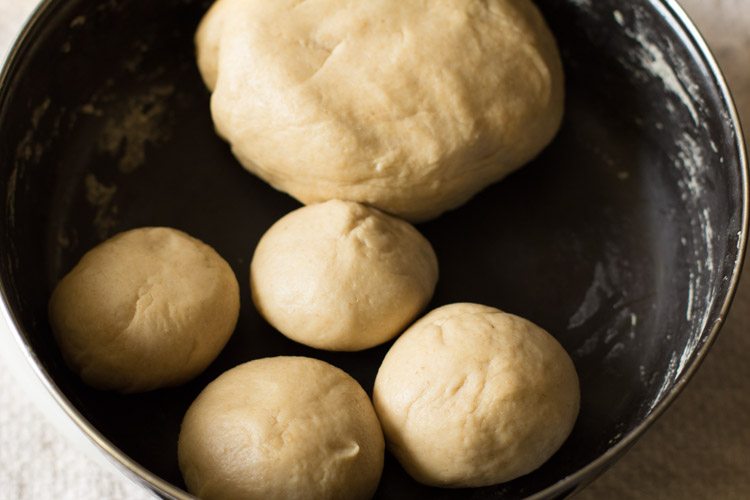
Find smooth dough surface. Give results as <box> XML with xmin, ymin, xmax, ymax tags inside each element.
<box><xmin>178</xmin><ymin>356</ymin><xmax>384</xmax><ymax>500</ymax></box>
<box><xmin>48</xmin><ymin>227</ymin><xmax>240</xmax><ymax>393</ymax></box>
<box><xmin>196</xmin><ymin>0</ymin><xmax>564</xmax><ymax>221</ymax></box>
<box><xmin>373</xmin><ymin>303</ymin><xmax>579</xmax><ymax>487</ymax></box>
<box><xmin>251</xmin><ymin>200</ymin><xmax>438</xmax><ymax>351</ymax></box>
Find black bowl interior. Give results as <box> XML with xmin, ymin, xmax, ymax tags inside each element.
<box><xmin>0</xmin><ymin>0</ymin><xmax>745</xmax><ymax>498</ymax></box>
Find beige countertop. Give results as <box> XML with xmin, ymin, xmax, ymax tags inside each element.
<box><xmin>0</xmin><ymin>0</ymin><xmax>748</xmax><ymax>498</ymax></box>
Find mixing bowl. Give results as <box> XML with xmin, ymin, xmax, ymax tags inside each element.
<box><xmin>0</xmin><ymin>0</ymin><xmax>746</xmax><ymax>498</ymax></box>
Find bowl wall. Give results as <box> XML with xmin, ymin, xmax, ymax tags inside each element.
<box><xmin>0</xmin><ymin>0</ymin><xmax>746</xmax><ymax>498</ymax></box>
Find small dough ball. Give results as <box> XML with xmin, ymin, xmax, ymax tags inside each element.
<box><xmin>373</xmin><ymin>303</ymin><xmax>579</xmax><ymax>487</ymax></box>
<box><xmin>178</xmin><ymin>356</ymin><xmax>385</xmax><ymax>500</ymax></box>
<box><xmin>48</xmin><ymin>227</ymin><xmax>240</xmax><ymax>393</ymax></box>
<box><xmin>251</xmin><ymin>200</ymin><xmax>438</xmax><ymax>351</ymax></box>
<box><xmin>196</xmin><ymin>0</ymin><xmax>564</xmax><ymax>221</ymax></box>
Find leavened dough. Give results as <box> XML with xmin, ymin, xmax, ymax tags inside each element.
<box><xmin>373</xmin><ymin>303</ymin><xmax>579</xmax><ymax>487</ymax></box>
<box><xmin>48</xmin><ymin>227</ymin><xmax>240</xmax><ymax>393</ymax></box>
<box><xmin>251</xmin><ymin>200</ymin><xmax>438</xmax><ymax>351</ymax></box>
<box><xmin>178</xmin><ymin>356</ymin><xmax>384</xmax><ymax>500</ymax></box>
<box><xmin>196</xmin><ymin>0</ymin><xmax>564</xmax><ymax>221</ymax></box>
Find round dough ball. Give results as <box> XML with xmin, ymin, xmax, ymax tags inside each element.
<box><xmin>48</xmin><ymin>227</ymin><xmax>240</xmax><ymax>393</ymax></box>
<box><xmin>196</xmin><ymin>0</ymin><xmax>564</xmax><ymax>222</ymax></box>
<box><xmin>178</xmin><ymin>356</ymin><xmax>384</xmax><ymax>500</ymax></box>
<box><xmin>373</xmin><ymin>303</ymin><xmax>579</xmax><ymax>487</ymax></box>
<box><xmin>250</xmin><ymin>200</ymin><xmax>438</xmax><ymax>351</ymax></box>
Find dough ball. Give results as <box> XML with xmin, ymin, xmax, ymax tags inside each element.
<box><xmin>178</xmin><ymin>356</ymin><xmax>384</xmax><ymax>500</ymax></box>
<box><xmin>373</xmin><ymin>303</ymin><xmax>579</xmax><ymax>487</ymax></box>
<box><xmin>250</xmin><ymin>200</ymin><xmax>438</xmax><ymax>351</ymax></box>
<box><xmin>48</xmin><ymin>227</ymin><xmax>240</xmax><ymax>393</ymax></box>
<box><xmin>196</xmin><ymin>0</ymin><xmax>564</xmax><ymax>222</ymax></box>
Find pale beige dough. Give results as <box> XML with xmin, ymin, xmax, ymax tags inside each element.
<box><xmin>195</xmin><ymin>0</ymin><xmax>564</xmax><ymax>221</ymax></box>
<box><xmin>178</xmin><ymin>356</ymin><xmax>384</xmax><ymax>500</ymax></box>
<box><xmin>48</xmin><ymin>227</ymin><xmax>240</xmax><ymax>393</ymax></box>
<box><xmin>373</xmin><ymin>303</ymin><xmax>580</xmax><ymax>487</ymax></box>
<box><xmin>250</xmin><ymin>200</ymin><xmax>438</xmax><ymax>351</ymax></box>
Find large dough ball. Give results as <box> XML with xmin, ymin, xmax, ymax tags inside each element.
<box><xmin>48</xmin><ymin>227</ymin><xmax>240</xmax><ymax>393</ymax></box>
<box><xmin>251</xmin><ymin>200</ymin><xmax>438</xmax><ymax>351</ymax></box>
<box><xmin>196</xmin><ymin>0</ymin><xmax>564</xmax><ymax>221</ymax></box>
<box><xmin>373</xmin><ymin>303</ymin><xmax>579</xmax><ymax>487</ymax></box>
<box><xmin>178</xmin><ymin>357</ymin><xmax>384</xmax><ymax>500</ymax></box>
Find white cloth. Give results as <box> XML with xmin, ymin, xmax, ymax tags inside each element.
<box><xmin>0</xmin><ymin>0</ymin><xmax>748</xmax><ymax>498</ymax></box>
